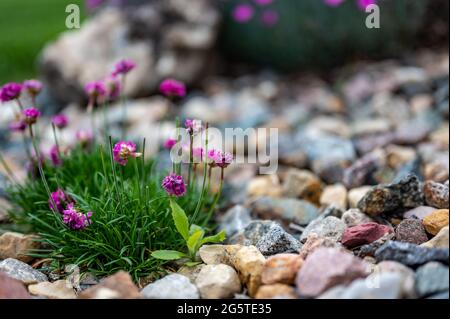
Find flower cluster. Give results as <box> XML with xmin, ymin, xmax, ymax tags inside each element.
<box><xmin>113</xmin><ymin>141</ymin><xmax>142</xmax><ymax>166</ymax></box>
<box><xmin>0</xmin><ymin>82</ymin><xmax>22</xmax><ymax>102</ymax></box>
<box><xmin>23</xmin><ymin>107</ymin><xmax>41</xmax><ymax>125</ymax></box>
<box><xmin>162</xmin><ymin>173</ymin><xmax>187</xmax><ymax>197</ymax></box>
<box><xmin>52</xmin><ymin>114</ymin><xmax>69</xmax><ymax>129</ymax></box>
<box><xmin>185</xmin><ymin>119</ymin><xmax>202</xmax><ymax>135</ymax></box>
<box><xmin>23</xmin><ymin>80</ymin><xmax>43</xmax><ymax>97</ymax></box>
<box><xmin>159</xmin><ymin>79</ymin><xmax>186</xmax><ymax>98</ymax></box>
<box><xmin>208</xmin><ymin>150</ymin><xmax>234</xmax><ymax>169</ymax></box>
<box><xmin>63</xmin><ymin>203</ymin><xmax>93</xmax><ymax>231</ymax></box>
<box><xmin>232</xmin><ymin>0</ymin><xmax>279</xmax><ymax>27</ymax></box>
<box><xmin>49</xmin><ymin>189</ymin><xmax>75</xmax><ymax>213</ymax></box>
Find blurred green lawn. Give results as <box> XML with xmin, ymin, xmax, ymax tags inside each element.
<box><xmin>0</xmin><ymin>0</ymin><xmax>85</xmax><ymax>84</ymax></box>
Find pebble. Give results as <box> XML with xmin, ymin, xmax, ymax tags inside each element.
<box><xmin>251</xmin><ymin>197</ymin><xmax>320</xmax><ymax>226</ymax></box>
<box><xmin>0</xmin><ymin>272</ymin><xmax>31</xmax><ymax>299</ymax></box>
<box><xmin>79</xmin><ymin>271</ymin><xmax>141</xmax><ymax>299</ymax></box>
<box><xmin>0</xmin><ymin>232</ymin><xmax>40</xmax><ymax>262</ymax></box>
<box><xmin>357</xmin><ymin>233</ymin><xmax>395</xmax><ymax>258</ymax></box>
<box><xmin>299</xmin><ymin>234</ymin><xmax>341</xmax><ymax>260</ymax></box>
<box><xmin>247</xmin><ymin>175</ymin><xmax>283</xmax><ymax>198</ymax></box>
<box><xmin>255</xmin><ymin>284</ymin><xmax>298</xmax><ymax>299</ymax></box>
<box><xmin>376</xmin><ymin>261</ymin><xmax>416</xmax><ymax>298</ymax></box>
<box><xmin>296</xmin><ymin>247</ymin><xmax>370</xmax><ymax>297</ymax></box>
<box><xmin>227</xmin><ymin>245</ymin><xmax>265</xmax><ymax>297</ymax></box>
<box><xmin>415</xmin><ymin>262</ymin><xmax>449</xmax><ymax>297</ymax></box>
<box><xmin>341</xmin><ymin>209</ymin><xmax>374</xmax><ymax>227</ymax></box>
<box><xmin>300</xmin><ymin>216</ymin><xmax>347</xmax><ymax>243</ymax></box>
<box><xmin>195</xmin><ymin>264</ymin><xmax>241</xmax><ymax>299</ymax></box>
<box><xmin>395</xmin><ymin>219</ymin><xmax>429</xmax><ymax>245</ymax></box>
<box><xmin>177</xmin><ymin>264</ymin><xmax>205</xmax><ymax>283</ymax></box>
<box><xmin>261</xmin><ymin>254</ymin><xmax>303</xmax><ymax>285</ymax></box>
<box><xmin>218</xmin><ymin>205</ymin><xmax>252</xmax><ymax>237</ymax></box>
<box><xmin>198</xmin><ymin>245</ymin><xmax>230</xmax><ymax>265</ymax></box>
<box><xmin>282</xmin><ymin>169</ymin><xmax>323</xmax><ymax>205</ymax></box>
<box><xmin>421</xmin><ymin>226</ymin><xmax>449</xmax><ymax>249</ymax></box>
<box><xmin>341</xmin><ymin>222</ymin><xmax>392</xmax><ymax>249</ymax></box>
<box><xmin>320</xmin><ymin>184</ymin><xmax>348</xmax><ymax>210</ymax></box>
<box><xmin>342</xmin><ymin>149</ymin><xmax>385</xmax><ymax>189</ymax></box>
<box><xmin>374</xmin><ymin>241</ymin><xmax>449</xmax><ymax>268</ymax></box>
<box><xmin>141</xmin><ymin>274</ymin><xmax>199</xmax><ymax>299</ymax></box>
<box><xmin>422</xmin><ymin>209</ymin><xmax>449</xmax><ymax>235</ymax></box>
<box><xmin>357</xmin><ymin>174</ymin><xmax>424</xmax><ymax>216</ymax></box>
<box><xmin>28</xmin><ymin>280</ymin><xmax>77</xmax><ymax>299</ymax></box>
<box><xmin>348</xmin><ymin>186</ymin><xmax>372</xmax><ymax>208</ymax></box>
<box><xmin>423</xmin><ymin>181</ymin><xmax>449</xmax><ymax>209</ymax></box>
<box><xmin>0</xmin><ymin>258</ymin><xmax>48</xmax><ymax>284</ymax></box>
<box><xmin>0</xmin><ymin>198</ymin><xmax>12</xmax><ymax>222</ymax></box>
<box><xmin>403</xmin><ymin>206</ymin><xmax>436</xmax><ymax>221</ymax></box>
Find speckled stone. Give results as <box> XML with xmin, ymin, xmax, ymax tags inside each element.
<box><xmin>395</xmin><ymin>219</ymin><xmax>429</xmax><ymax>245</ymax></box>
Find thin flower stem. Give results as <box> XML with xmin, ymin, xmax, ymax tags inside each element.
<box><xmin>108</xmin><ymin>136</ymin><xmax>122</xmax><ymax>208</ymax></box>
<box><xmin>120</xmin><ymin>75</ymin><xmax>127</xmax><ymax>140</ymax></box>
<box><xmin>0</xmin><ymin>151</ymin><xmax>20</xmax><ymax>185</ymax></box>
<box><xmin>175</xmin><ymin>118</ymin><xmax>182</xmax><ymax>176</ymax></box>
<box><xmin>205</xmin><ymin>168</ymin><xmax>224</xmax><ymax>224</ymax></box>
<box><xmin>15</xmin><ymin>99</ymin><xmax>24</xmax><ymax>111</ymax></box>
<box><xmin>21</xmin><ymin>133</ymin><xmax>33</xmax><ymax>162</ymax></box>
<box><xmin>192</xmin><ymin>123</ymin><xmax>209</xmax><ymax>223</ymax></box>
<box><xmin>87</xmin><ymin>100</ymin><xmax>96</xmax><ymax>143</ymax></box>
<box><xmin>188</xmin><ymin>134</ymin><xmax>193</xmax><ymax>187</ymax></box>
<box><xmin>102</xmin><ymin>101</ymin><xmax>109</xmax><ymax>144</ymax></box>
<box><xmin>51</xmin><ymin>123</ymin><xmax>62</xmax><ymax>160</ymax></box>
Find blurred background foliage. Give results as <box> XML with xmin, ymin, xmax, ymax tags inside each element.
<box><xmin>0</xmin><ymin>0</ymin><xmax>85</xmax><ymax>83</ymax></box>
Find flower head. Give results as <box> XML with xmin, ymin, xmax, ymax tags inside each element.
<box><xmin>76</xmin><ymin>130</ymin><xmax>94</xmax><ymax>148</ymax></box>
<box><xmin>232</xmin><ymin>4</ymin><xmax>254</xmax><ymax>23</ymax></box>
<box><xmin>23</xmin><ymin>80</ymin><xmax>43</xmax><ymax>97</ymax></box>
<box><xmin>49</xmin><ymin>189</ymin><xmax>75</xmax><ymax>213</ymax></box>
<box><xmin>63</xmin><ymin>203</ymin><xmax>93</xmax><ymax>230</ymax></box>
<box><xmin>104</xmin><ymin>75</ymin><xmax>122</xmax><ymax>100</ymax></box>
<box><xmin>113</xmin><ymin>141</ymin><xmax>142</xmax><ymax>166</ymax></box>
<box><xmin>159</xmin><ymin>79</ymin><xmax>186</xmax><ymax>98</ymax></box>
<box><xmin>113</xmin><ymin>59</ymin><xmax>136</xmax><ymax>76</ymax></box>
<box><xmin>85</xmin><ymin>81</ymin><xmax>107</xmax><ymax>102</ymax></box>
<box><xmin>357</xmin><ymin>0</ymin><xmax>376</xmax><ymax>10</ymax></box>
<box><xmin>208</xmin><ymin>150</ymin><xmax>234</xmax><ymax>169</ymax></box>
<box><xmin>9</xmin><ymin>120</ymin><xmax>26</xmax><ymax>133</ymax></box>
<box><xmin>0</xmin><ymin>82</ymin><xmax>22</xmax><ymax>102</ymax></box>
<box><xmin>184</xmin><ymin>119</ymin><xmax>202</xmax><ymax>135</ymax></box>
<box><xmin>163</xmin><ymin>138</ymin><xmax>178</xmax><ymax>150</ymax></box>
<box><xmin>162</xmin><ymin>173</ymin><xmax>187</xmax><ymax>197</ymax></box>
<box><xmin>23</xmin><ymin>107</ymin><xmax>41</xmax><ymax>125</ymax></box>
<box><xmin>49</xmin><ymin>145</ymin><xmax>62</xmax><ymax>166</ymax></box>
<box><xmin>52</xmin><ymin>114</ymin><xmax>69</xmax><ymax>129</ymax></box>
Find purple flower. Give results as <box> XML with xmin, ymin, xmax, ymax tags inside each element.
<box><xmin>49</xmin><ymin>189</ymin><xmax>74</xmax><ymax>213</ymax></box>
<box><xmin>52</xmin><ymin>114</ymin><xmax>69</xmax><ymax>129</ymax></box>
<box><xmin>159</xmin><ymin>79</ymin><xmax>186</xmax><ymax>98</ymax></box>
<box><xmin>85</xmin><ymin>81</ymin><xmax>107</xmax><ymax>101</ymax></box>
<box><xmin>324</xmin><ymin>0</ymin><xmax>344</xmax><ymax>6</ymax></box>
<box><xmin>9</xmin><ymin>120</ymin><xmax>26</xmax><ymax>133</ymax></box>
<box><xmin>105</xmin><ymin>75</ymin><xmax>122</xmax><ymax>100</ymax></box>
<box><xmin>113</xmin><ymin>59</ymin><xmax>136</xmax><ymax>76</ymax></box>
<box><xmin>63</xmin><ymin>203</ymin><xmax>93</xmax><ymax>231</ymax></box>
<box><xmin>162</xmin><ymin>173</ymin><xmax>187</xmax><ymax>197</ymax></box>
<box><xmin>23</xmin><ymin>80</ymin><xmax>43</xmax><ymax>97</ymax></box>
<box><xmin>232</xmin><ymin>4</ymin><xmax>254</xmax><ymax>23</ymax></box>
<box><xmin>261</xmin><ymin>9</ymin><xmax>279</xmax><ymax>27</ymax></box>
<box><xmin>208</xmin><ymin>150</ymin><xmax>234</xmax><ymax>169</ymax></box>
<box><xmin>184</xmin><ymin>119</ymin><xmax>202</xmax><ymax>135</ymax></box>
<box><xmin>163</xmin><ymin>138</ymin><xmax>178</xmax><ymax>150</ymax></box>
<box><xmin>0</xmin><ymin>82</ymin><xmax>22</xmax><ymax>102</ymax></box>
<box><xmin>113</xmin><ymin>141</ymin><xmax>142</xmax><ymax>166</ymax></box>
<box><xmin>49</xmin><ymin>145</ymin><xmax>62</xmax><ymax>166</ymax></box>
<box><xmin>23</xmin><ymin>107</ymin><xmax>41</xmax><ymax>125</ymax></box>
<box><xmin>254</xmin><ymin>0</ymin><xmax>273</xmax><ymax>6</ymax></box>
<box><xmin>76</xmin><ymin>130</ymin><xmax>94</xmax><ymax>148</ymax></box>
<box><xmin>357</xmin><ymin>0</ymin><xmax>376</xmax><ymax>10</ymax></box>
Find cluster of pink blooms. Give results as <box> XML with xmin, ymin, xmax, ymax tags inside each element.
<box><xmin>84</xmin><ymin>59</ymin><xmax>135</xmax><ymax>104</ymax></box>
<box><xmin>324</xmin><ymin>0</ymin><xmax>377</xmax><ymax>10</ymax></box>
<box><xmin>159</xmin><ymin>79</ymin><xmax>186</xmax><ymax>98</ymax></box>
<box><xmin>162</xmin><ymin>173</ymin><xmax>187</xmax><ymax>197</ymax></box>
<box><xmin>232</xmin><ymin>0</ymin><xmax>279</xmax><ymax>27</ymax></box>
<box><xmin>112</xmin><ymin>141</ymin><xmax>142</xmax><ymax>166</ymax></box>
<box><xmin>49</xmin><ymin>189</ymin><xmax>92</xmax><ymax>230</ymax></box>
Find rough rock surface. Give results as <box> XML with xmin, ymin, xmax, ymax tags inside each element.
<box><xmin>423</xmin><ymin>181</ymin><xmax>449</xmax><ymax>209</ymax></box>
<box><xmin>28</xmin><ymin>280</ymin><xmax>77</xmax><ymax>299</ymax></box>
<box><xmin>421</xmin><ymin>226</ymin><xmax>449</xmax><ymax>249</ymax></box>
<box><xmin>395</xmin><ymin>219</ymin><xmax>429</xmax><ymax>245</ymax></box>
<box><xmin>0</xmin><ymin>232</ymin><xmax>40</xmax><ymax>262</ymax></box>
<box><xmin>195</xmin><ymin>264</ymin><xmax>241</xmax><ymax>299</ymax></box>
<box><xmin>0</xmin><ymin>258</ymin><xmax>48</xmax><ymax>284</ymax></box>
<box><xmin>299</xmin><ymin>234</ymin><xmax>342</xmax><ymax>260</ymax></box>
<box><xmin>422</xmin><ymin>209</ymin><xmax>449</xmax><ymax>235</ymax></box>
<box><xmin>0</xmin><ymin>272</ymin><xmax>31</xmax><ymax>299</ymax></box>
<box><xmin>341</xmin><ymin>222</ymin><xmax>392</xmax><ymax>249</ymax></box>
<box><xmin>415</xmin><ymin>262</ymin><xmax>449</xmax><ymax>297</ymax></box>
<box><xmin>141</xmin><ymin>273</ymin><xmax>199</xmax><ymax>299</ymax></box>
<box><xmin>341</xmin><ymin>209</ymin><xmax>374</xmax><ymax>227</ymax></box>
<box><xmin>300</xmin><ymin>216</ymin><xmax>347</xmax><ymax>243</ymax></box>
<box><xmin>79</xmin><ymin>271</ymin><xmax>141</xmax><ymax>299</ymax></box>
<box><xmin>261</xmin><ymin>254</ymin><xmax>303</xmax><ymax>285</ymax></box>
<box><xmin>218</xmin><ymin>205</ymin><xmax>252</xmax><ymax>237</ymax></box>
<box><xmin>255</xmin><ymin>284</ymin><xmax>298</xmax><ymax>299</ymax></box>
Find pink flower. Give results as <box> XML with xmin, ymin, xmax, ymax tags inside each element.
<box><xmin>163</xmin><ymin>138</ymin><xmax>178</xmax><ymax>150</ymax></box>
<box><xmin>357</xmin><ymin>0</ymin><xmax>376</xmax><ymax>10</ymax></box>
<box><xmin>9</xmin><ymin>120</ymin><xmax>26</xmax><ymax>133</ymax></box>
<box><xmin>0</xmin><ymin>82</ymin><xmax>22</xmax><ymax>102</ymax></box>
<box><xmin>113</xmin><ymin>141</ymin><xmax>142</xmax><ymax>166</ymax></box>
<box><xmin>254</xmin><ymin>0</ymin><xmax>274</xmax><ymax>6</ymax></box>
<box><xmin>208</xmin><ymin>150</ymin><xmax>234</xmax><ymax>169</ymax></box>
<box><xmin>185</xmin><ymin>119</ymin><xmax>202</xmax><ymax>135</ymax></box>
<box><xmin>49</xmin><ymin>145</ymin><xmax>62</xmax><ymax>166</ymax></box>
<box><xmin>23</xmin><ymin>80</ymin><xmax>43</xmax><ymax>97</ymax></box>
<box><xmin>76</xmin><ymin>130</ymin><xmax>94</xmax><ymax>148</ymax></box>
<box><xmin>324</xmin><ymin>0</ymin><xmax>344</xmax><ymax>6</ymax></box>
<box><xmin>52</xmin><ymin>114</ymin><xmax>69</xmax><ymax>129</ymax></box>
<box><xmin>23</xmin><ymin>107</ymin><xmax>41</xmax><ymax>125</ymax></box>
<box><xmin>162</xmin><ymin>173</ymin><xmax>187</xmax><ymax>197</ymax></box>
<box><xmin>113</xmin><ymin>59</ymin><xmax>136</xmax><ymax>76</ymax></box>
<box><xmin>261</xmin><ymin>9</ymin><xmax>279</xmax><ymax>27</ymax></box>
<box><xmin>63</xmin><ymin>203</ymin><xmax>93</xmax><ymax>230</ymax></box>
<box><xmin>232</xmin><ymin>4</ymin><xmax>254</xmax><ymax>23</ymax></box>
<box><xmin>85</xmin><ymin>81</ymin><xmax>107</xmax><ymax>101</ymax></box>
<box><xmin>104</xmin><ymin>75</ymin><xmax>122</xmax><ymax>100</ymax></box>
<box><xmin>49</xmin><ymin>189</ymin><xmax>75</xmax><ymax>213</ymax></box>
<box><xmin>159</xmin><ymin>79</ymin><xmax>186</xmax><ymax>98</ymax></box>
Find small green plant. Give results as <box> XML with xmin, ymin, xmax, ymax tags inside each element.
<box><xmin>151</xmin><ymin>199</ymin><xmax>226</xmax><ymax>265</ymax></box>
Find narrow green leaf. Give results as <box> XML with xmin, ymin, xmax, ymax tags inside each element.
<box><xmin>200</xmin><ymin>230</ymin><xmax>226</xmax><ymax>246</ymax></box>
<box><xmin>151</xmin><ymin>250</ymin><xmax>186</xmax><ymax>260</ymax></box>
<box><xmin>187</xmin><ymin>229</ymin><xmax>204</xmax><ymax>255</ymax></box>
<box><xmin>170</xmin><ymin>199</ymin><xmax>190</xmax><ymax>241</ymax></box>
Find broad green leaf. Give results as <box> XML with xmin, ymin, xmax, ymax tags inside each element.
<box><xmin>170</xmin><ymin>199</ymin><xmax>190</xmax><ymax>241</ymax></box>
<box><xmin>187</xmin><ymin>229</ymin><xmax>204</xmax><ymax>255</ymax></box>
<box><xmin>151</xmin><ymin>250</ymin><xmax>186</xmax><ymax>260</ymax></box>
<box><xmin>189</xmin><ymin>224</ymin><xmax>203</xmax><ymax>235</ymax></box>
<box><xmin>200</xmin><ymin>230</ymin><xmax>226</xmax><ymax>246</ymax></box>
